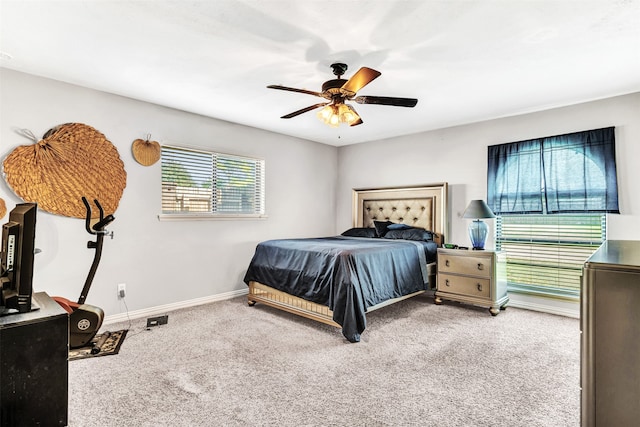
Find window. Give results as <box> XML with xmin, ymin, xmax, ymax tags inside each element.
<box><xmin>488</xmin><ymin>127</ymin><xmax>618</xmax><ymax>299</ymax></box>
<box><xmin>161</xmin><ymin>145</ymin><xmax>265</xmax><ymax>217</ymax></box>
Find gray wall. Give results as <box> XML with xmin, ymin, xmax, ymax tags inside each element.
<box><xmin>0</xmin><ymin>69</ymin><xmax>338</xmax><ymax>317</ymax></box>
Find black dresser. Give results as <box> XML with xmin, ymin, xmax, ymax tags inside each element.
<box><xmin>1</xmin><ymin>292</ymin><xmax>68</xmax><ymax>426</ymax></box>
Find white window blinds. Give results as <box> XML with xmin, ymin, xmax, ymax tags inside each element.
<box><xmin>496</xmin><ymin>214</ymin><xmax>605</xmax><ymax>299</ymax></box>
<box><xmin>161</xmin><ymin>145</ymin><xmax>265</xmax><ymax>216</ymax></box>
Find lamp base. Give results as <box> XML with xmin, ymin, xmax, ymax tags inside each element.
<box><xmin>468</xmin><ymin>219</ymin><xmax>488</xmax><ymax>250</ymax></box>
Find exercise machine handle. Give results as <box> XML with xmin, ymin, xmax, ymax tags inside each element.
<box><xmin>77</xmin><ymin>197</ymin><xmax>115</xmax><ymax>305</ymax></box>
<box><xmin>81</xmin><ymin>197</ymin><xmax>115</xmax><ymax>235</ymax></box>
<box><xmin>82</xmin><ymin>197</ymin><xmax>95</xmax><ymax>235</ymax></box>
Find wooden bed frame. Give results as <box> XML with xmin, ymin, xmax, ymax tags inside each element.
<box><xmin>247</xmin><ymin>183</ymin><xmax>449</xmax><ymax>328</ymax></box>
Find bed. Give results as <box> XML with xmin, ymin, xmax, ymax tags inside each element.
<box><xmin>244</xmin><ymin>184</ymin><xmax>448</xmax><ymax>342</ymax></box>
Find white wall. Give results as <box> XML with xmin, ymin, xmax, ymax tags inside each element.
<box><xmin>337</xmin><ymin>92</ymin><xmax>640</xmax><ymax>243</ymax></box>
<box><xmin>0</xmin><ymin>69</ymin><xmax>338</xmax><ymax>317</ymax></box>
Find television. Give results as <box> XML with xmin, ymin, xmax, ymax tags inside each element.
<box><xmin>1</xmin><ymin>202</ymin><xmax>38</xmax><ymax>316</ymax></box>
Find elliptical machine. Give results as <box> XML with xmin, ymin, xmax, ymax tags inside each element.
<box><xmin>54</xmin><ymin>197</ymin><xmax>115</xmax><ymax>348</ymax></box>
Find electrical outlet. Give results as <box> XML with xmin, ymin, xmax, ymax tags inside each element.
<box><xmin>146</xmin><ymin>315</ymin><xmax>168</xmax><ymax>328</ymax></box>
<box><xmin>117</xmin><ymin>283</ymin><xmax>126</xmax><ymax>299</ymax></box>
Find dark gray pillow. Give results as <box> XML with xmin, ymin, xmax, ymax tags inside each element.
<box><xmin>384</xmin><ymin>227</ymin><xmax>434</xmax><ymax>241</ymax></box>
<box><xmin>341</xmin><ymin>227</ymin><xmax>377</xmax><ymax>238</ymax></box>
<box><xmin>373</xmin><ymin>220</ymin><xmax>393</xmax><ymax>237</ymax></box>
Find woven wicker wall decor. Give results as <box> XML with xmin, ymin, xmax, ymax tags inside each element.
<box><xmin>131</xmin><ymin>136</ymin><xmax>160</xmax><ymax>166</ymax></box>
<box><xmin>0</xmin><ymin>198</ymin><xmax>6</xmax><ymax>219</ymax></box>
<box><xmin>3</xmin><ymin>123</ymin><xmax>127</xmax><ymax>218</ymax></box>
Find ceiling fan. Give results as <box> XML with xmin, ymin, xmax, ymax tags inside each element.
<box><xmin>267</xmin><ymin>63</ymin><xmax>418</xmax><ymax>127</ymax></box>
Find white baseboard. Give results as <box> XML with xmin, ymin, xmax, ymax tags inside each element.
<box><xmin>103</xmin><ymin>288</ymin><xmax>249</xmax><ymax>325</ymax></box>
<box><xmin>507</xmin><ymin>293</ymin><xmax>579</xmax><ymax>319</ymax></box>
<box><xmin>104</xmin><ymin>288</ymin><xmax>578</xmax><ymax>326</ymax></box>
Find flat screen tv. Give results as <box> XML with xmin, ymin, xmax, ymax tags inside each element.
<box><xmin>1</xmin><ymin>202</ymin><xmax>38</xmax><ymax>316</ymax></box>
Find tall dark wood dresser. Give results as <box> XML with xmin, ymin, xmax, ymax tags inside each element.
<box><xmin>581</xmin><ymin>240</ymin><xmax>640</xmax><ymax>427</ymax></box>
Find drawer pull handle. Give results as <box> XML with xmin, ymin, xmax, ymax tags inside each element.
<box><xmin>477</xmin><ymin>283</ymin><xmax>483</xmax><ymax>292</ymax></box>
<box><xmin>445</xmin><ymin>279</ymin><xmax>450</xmax><ymax>287</ymax></box>
<box><xmin>477</xmin><ymin>263</ymin><xmax>483</xmax><ymax>270</ymax></box>
<box><xmin>445</xmin><ymin>259</ymin><xmax>450</xmax><ymax>267</ymax></box>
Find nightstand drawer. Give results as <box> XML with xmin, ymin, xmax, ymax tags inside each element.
<box><xmin>438</xmin><ymin>273</ymin><xmax>491</xmax><ymax>298</ymax></box>
<box><xmin>438</xmin><ymin>253</ymin><xmax>492</xmax><ymax>278</ymax></box>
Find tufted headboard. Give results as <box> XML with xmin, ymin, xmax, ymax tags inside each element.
<box><xmin>352</xmin><ymin>183</ymin><xmax>448</xmax><ymax>246</ymax></box>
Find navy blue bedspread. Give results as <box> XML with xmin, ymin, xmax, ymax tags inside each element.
<box><xmin>243</xmin><ymin>236</ymin><xmax>437</xmax><ymax>342</ymax></box>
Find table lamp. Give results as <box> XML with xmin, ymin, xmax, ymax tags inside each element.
<box><xmin>462</xmin><ymin>200</ymin><xmax>496</xmax><ymax>250</ymax></box>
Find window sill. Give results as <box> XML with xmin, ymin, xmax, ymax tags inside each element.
<box><xmin>507</xmin><ymin>292</ymin><xmax>579</xmax><ymax>318</ymax></box>
<box><xmin>507</xmin><ymin>284</ymin><xmax>580</xmax><ymax>302</ymax></box>
<box><xmin>157</xmin><ymin>213</ymin><xmax>268</xmax><ymax>221</ymax></box>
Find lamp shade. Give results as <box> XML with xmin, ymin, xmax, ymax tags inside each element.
<box><xmin>462</xmin><ymin>200</ymin><xmax>496</xmax><ymax>219</ymax></box>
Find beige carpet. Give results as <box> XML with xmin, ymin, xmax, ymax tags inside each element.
<box><xmin>68</xmin><ymin>294</ymin><xmax>579</xmax><ymax>426</ymax></box>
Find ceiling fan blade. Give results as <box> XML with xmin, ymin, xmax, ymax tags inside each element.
<box><xmin>280</xmin><ymin>102</ymin><xmax>328</xmax><ymax>119</ymax></box>
<box><xmin>267</xmin><ymin>85</ymin><xmax>323</xmax><ymax>97</ymax></box>
<box><xmin>354</xmin><ymin>96</ymin><xmax>418</xmax><ymax>107</ymax></box>
<box><xmin>341</xmin><ymin>67</ymin><xmax>381</xmax><ymax>94</ymax></box>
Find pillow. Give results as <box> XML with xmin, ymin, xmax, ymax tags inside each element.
<box><xmin>384</xmin><ymin>227</ymin><xmax>434</xmax><ymax>242</ymax></box>
<box><xmin>373</xmin><ymin>220</ymin><xmax>394</xmax><ymax>237</ymax></box>
<box><xmin>341</xmin><ymin>227</ymin><xmax>377</xmax><ymax>238</ymax></box>
<box><xmin>387</xmin><ymin>223</ymin><xmax>412</xmax><ymax>230</ymax></box>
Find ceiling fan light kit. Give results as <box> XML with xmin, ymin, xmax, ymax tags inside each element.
<box><xmin>317</xmin><ymin>102</ymin><xmax>361</xmax><ymax>127</ymax></box>
<box><xmin>268</xmin><ymin>63</ymin><xmax>417</xmax><ymax>128</ymax></box>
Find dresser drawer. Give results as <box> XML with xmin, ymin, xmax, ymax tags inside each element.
<box><xmin>438</xmin><ymin>273</ymin><xmax>491</xmax><ymax>298</ymax></box>
<box><xmin>438</xmin><ymin>253</ymin><xmax>492</xmax><ymax>278</ymax></box>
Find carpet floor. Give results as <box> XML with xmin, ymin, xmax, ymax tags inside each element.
<box><xmin>68</xmin><ymin>294</ymin><xmax>580</xmax><ymax>426</ymax></box>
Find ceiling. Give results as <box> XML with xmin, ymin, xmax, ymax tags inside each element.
<box><xmin>1</xmin><ymin>1</ymin><xmax>639</xmax><ymax>147</ymax></box>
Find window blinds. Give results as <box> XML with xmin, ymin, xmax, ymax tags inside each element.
<box><xmin>496</xmin><ymin>214</ymin><xmax>605</xmax><ymax>298</ymax></box>
<box><xmin>161</xmin><ymin>145</ymin><xmax>265</xmax><ymax>215</ymax></box>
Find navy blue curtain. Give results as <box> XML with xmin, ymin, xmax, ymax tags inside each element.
<box><xmin>487</xmin><ymin>127</ymin><xmax>619</xmax><ymax>215</ymax></box>
<box><xmin>487</xmin><ymin>139</ymin><xmax>544</xmax><ymax>214</ymax></box>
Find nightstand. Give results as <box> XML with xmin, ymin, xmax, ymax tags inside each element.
<box><xmin>434</xmin><ymin>248</ymin><xmax>508</xmax><ymax>315</ymax></box>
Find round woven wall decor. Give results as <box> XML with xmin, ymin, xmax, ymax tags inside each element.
<box><xmin>132</xmin><ymin>137</ymin><xmax>160</xmax><ymax>166</ymax></box>
<box><xmin>3</xmin><ymin>123</ymin><xmax>127</xmax><ymax>218</ymax></box>
<box><xmin>0</xmin><ymin>198</ymin><xmax>6</xmax><ymax>219</ymax></box>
